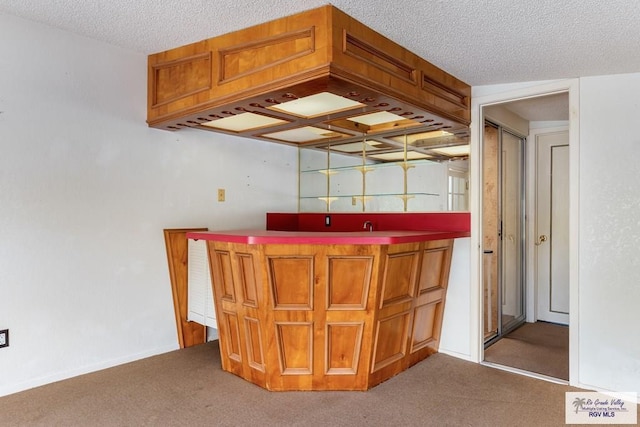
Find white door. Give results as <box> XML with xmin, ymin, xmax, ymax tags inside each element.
<box><xmin>536</xmin><ymin>129</ymin><xmax>569</xmax><ymax>324</ymax></box>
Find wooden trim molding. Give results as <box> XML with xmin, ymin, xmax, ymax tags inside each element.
<box><xmin>342</xmin><ymin>30</ymin><xmax>417</xmax><ymax>85</ymax></box>
<box><xmin>421</xmin><ymin>73</ymin><xmax>470</xmax><ymax>110</ymax></box>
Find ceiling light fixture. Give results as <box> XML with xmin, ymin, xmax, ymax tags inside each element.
<box><xmin>267</xmin><ymin>92</ymin><xmax>365</xmax><ymax>118</ymax></box>
<box><xmin>430</xmin><ymin>144</ymin><xmax>470</xmax><ymax>157</ymax></box>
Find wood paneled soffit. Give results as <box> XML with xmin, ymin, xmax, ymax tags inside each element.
<box><xmin>147</xmin><ymin>6</ymin><xmax>471</xmax><ymax>148</ymax></box>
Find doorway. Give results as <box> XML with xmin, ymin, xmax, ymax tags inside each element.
<box><xmin>479</xmin><ymin>93</ymin><xmax>571</xmax><ymax>382</ymax></box>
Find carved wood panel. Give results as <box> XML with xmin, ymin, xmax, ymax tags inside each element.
<box><xmin>219</xmin><ymin>27</ymin><xmax>316</xmax><ymax>84</ymax></box>
<box><xmin>325</xmin><ymin>322</ymin><xmax>364</xmax><ymax>375</ymax></box>
<box><xmin>411</xmin><ymin>301</ymin><xmax>439</xmax><ymax>352</ymax></box>
<box><xmin>244</xmin><ymin>317</ymin><xmax>265</xmax><ymax>371</ymax></box>
<box><xmin>326</xmin><ymin>256</ymin><xmax>373</xmax><ymax>310</ymax></box>
<box><xmin>379</xmin><ymin>251</ymin><xmax>420</xmax><ymax>307</ymax></box>
<box><xmin>237</xmin><ymin>253</ymin><xmax>258</xmax><ymax>307</ymax></box>
<box><xmin>221</xmin><ymin>311</ymin><xmax>242</xmax><ymax>363</ymax></box>
<box><xmin>418</xmin><ymin>248</ymin><xmax>446</xmax><ymax>291</ymax></box>
<box><xmin>268</xmin><ymin>256</ymin><xmax>314</xmax><ymax>310</ymax></box>
<box><xmin>275</xmin><ymin>322</ymin><xmax>313</xmax><ymax>374</ymax></box>
<box><xmin>371</xmin><ymin>311</ymin><xmax>411</xmax><ymax>372</ymax></box>
<box><xmin>151</xmin><ymin>53</ymin><xmax>212</xmax><ymax>107</ymax></box>
<box><xmin>214</xmin><ymin>250</ymin><xmax>236</xmax><ymax>302</ymax></box>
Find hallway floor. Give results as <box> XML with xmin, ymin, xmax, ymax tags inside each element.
<box><xmin>484</xmin><ymin>321</ymin><xmax>569</xmax><ymax>380</ymax></box>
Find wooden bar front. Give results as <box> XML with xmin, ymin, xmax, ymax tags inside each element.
<box><xmin>206</xmin><ymin>238</ymin><xmax>454</xmax><ymax>391</ymax></box>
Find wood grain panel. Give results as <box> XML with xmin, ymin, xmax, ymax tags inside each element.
<box><xmin>221</xmin><ymin>311</ymin><xmax>242</xmax><ymax>363</ymax></box>
<box><xmin>379</xmin><ymin>251</ymin><xmax>419</xmax><ymax>307</ymax></box>
<box><xmin>417</xmin><ymin>248</ymin><xmax>446</xmax><ymax>292</ymax></box>
<box><xmin>325</xmin><ymin>322</ymin><xmax>363</xmax><ymax>375</ymax></box>
<box><xmin>163</xmin><ymin>228</ymin><xmax>207</xmax><ymax>348</ymax></box>
<box><xmin>237</xmin><ymin>253</ymin><xmax>258</xmax><ymax>307</ymax></box>
<box><xmin>371</xmin><ymin>311</ymin><xmax>410</xmax><ymax>372</ymax></box>
<box><xmin>219</xmin><ymin>27</ymin><xmax>315</xmax><ymax>83</ymax></box>
<box><xmin>326</xmin><ymin>256</ymin><xmax>372</xmax><ymax>310</ymax></box>
<box><xmin>214</xmin><ymin>250</ymin><xmax>236</xmax><ymax>302</ymax></box>
<box><xmin>152</xmin><ymin>53</ymin><xmax>212</xmax><ymax>107</ymax></box>
<box><xmin>244</xmin><ymin>317</ymin><xmax>265</xmax><ymax>371</ymax></box>
<box><xmin>268</xmin><ymin>256</ymin><xmax>314</xmax><ymax>310</ymax></box>
<box><xmin>410</xmin><ymin>302</ymin><xmax>438</xmax><ymax>352</ymax></box>
<box><xmin>275</xmin><ymin>322</ymin><xmax>313</xmax><ymax>374</ymax></box>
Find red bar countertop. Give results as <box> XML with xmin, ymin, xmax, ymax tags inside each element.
<box><xmin>186</xmin><ymin>229</ymin><xmax>470</xmax><ymax>245</ymax></box>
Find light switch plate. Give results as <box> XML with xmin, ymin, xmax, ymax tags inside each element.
<box><xmin>217</xmin><ymin>188</ymin><xmax>226</xmax><ymax>202</ymax></box>
<box><xmin>0</xmin><ymin>329</ymin><xmax>8</xmax><ymax>348</ymax></box>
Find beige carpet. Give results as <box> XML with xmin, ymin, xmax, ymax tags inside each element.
<box><xmin>1</xmin><ymin>340</ymin><xmax>588</xmax><ymax>426</ymax></box>
<box><xmin>484</xmin><ymin>321</ymin><xmax>569</xmax><ymax>380</ymax></box>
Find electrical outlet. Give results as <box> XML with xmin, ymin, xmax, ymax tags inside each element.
<box><xmin>0</xmin><ymin>329</ymin><xmax>8</xmax><ymax>348</ymax></box>
<box><xmin>217</xmin><ymin>188</ymin><xmax>226</xmax><ymax>202</ymax></box>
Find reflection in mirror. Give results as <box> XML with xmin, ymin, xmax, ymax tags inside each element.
<box><xmin>299</xmin><ymin>128</ymin><xmax>470</xmax><ymax>213</ymax></box>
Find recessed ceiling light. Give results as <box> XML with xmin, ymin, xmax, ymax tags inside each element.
<box><xmin>390</xmin><ymin>130</ymin><xmax>454</xmax><ymax>145</ymax></box>
<box><xmin>267</xmin><ymin>92</ymin><xmax>364</xmax><ymax>118</ymax></box>
<box><xmin>201</xmin><ymin>112</ymin><xmax>288</xmax><ymax>132</ymax></box>
<box><xmin>348</xmin><ymin>111</ymin><xmax>415</xmax><ymax>126</ymax></box>
<box><xmin>368</xmin><ymin>151</ymin><xmax>432</xmax><ymax>161</ymax></box>
<box><xmin>262</xmin><ymin>126</ymin><xmax>349</xmax><ymax>143</ymax></box>
<box><xmin>431</xmin><ymin>144</ymin><xmax>470</xmax><ymax>156</ymax></box>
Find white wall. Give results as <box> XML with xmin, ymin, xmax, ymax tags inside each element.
<box><xmin>472</xmin><ymin>75</ymin><xmax>640</xmax><ymax>394</ymax></box>
<box><xmin>0</xmin><ymin>13</ymin><xmax>298</xmax><ymax>396</ymax></box>
<box><xmin>578</xmin><ymin>73</ymin><xmax>640</xmax><ymax>393</ymax></box>
<box><xmin>440</xmin><ymin>237</ymin><xmax>472</xmax><ymax>359</ymax></box>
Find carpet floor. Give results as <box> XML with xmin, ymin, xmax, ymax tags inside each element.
<box><xmin>484</xmin><ymin>321</ymin><xmax>569</xmax><ymax>380</ymax></box>
<box><xmin>1</xmin><ymin>339</ymin><xmax>589</xmax><ymax>426</ymax></box>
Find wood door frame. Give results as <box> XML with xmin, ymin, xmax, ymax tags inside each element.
<box><xmin>469</xmin><ymin>79</ymin><xmax>580</xmax><ymax>386</ymax></box>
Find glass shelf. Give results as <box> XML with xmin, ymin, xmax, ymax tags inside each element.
<box><xmin>299</xmin><ymin>146</ymin><xmax>453</xmax><ymax>212</ymax></box>
<box><xmin>299</xmin><ymin>159</ymin><xmax>437</xmax><ymax>175</ymax></box>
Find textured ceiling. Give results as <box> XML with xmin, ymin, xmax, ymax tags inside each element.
<box><xmin>1</xmin><ymin>0</ymin><xmax>637</xmax><ymax>122</ymax></box>
<box><xmin>2</xmin><ymin>0</ymin><xmax>639</xmax><ymax>87</ymax></box>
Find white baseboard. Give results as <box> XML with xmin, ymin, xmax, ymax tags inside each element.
<box><xmin>0</xmin><ymin>343</ymin><xmax>179</xmax><ymax>397</ymax></box>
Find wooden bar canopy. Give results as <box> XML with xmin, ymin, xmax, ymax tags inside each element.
<box><xmin>147</xmin><ymin>6</ymin><xmax>471</xmax><ymax>149</ymax></box>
